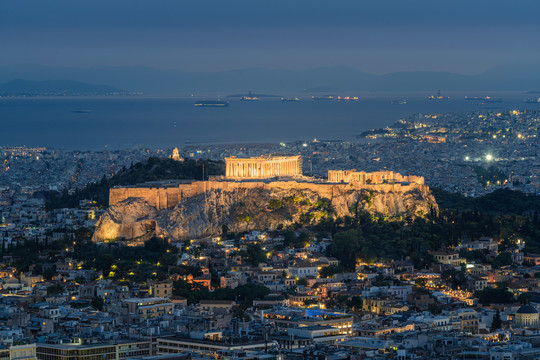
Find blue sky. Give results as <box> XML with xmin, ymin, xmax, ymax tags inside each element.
<box><xmin>2</xmin><ymin>0</ymin><xmax>540</xmax><ymax>74</ymax></box>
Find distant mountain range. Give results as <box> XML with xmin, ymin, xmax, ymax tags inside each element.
<box><xmin>0</xmin><ymin>64</ymin><xmax>539</xmax><ymax>94</ymax></box>
<box><xmin>0</xmin><ymin>79</ymin><xmax>129</xmax><ymax>96</ymax></box>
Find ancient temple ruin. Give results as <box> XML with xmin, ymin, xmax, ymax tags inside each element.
<box><xmin>225</xmin><ymin>155</ymin><xmax>302</xmax><ymax>179</ymax></box>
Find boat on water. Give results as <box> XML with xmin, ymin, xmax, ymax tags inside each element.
<box><xmin>428</xmin><ymin>90</ymin><xmax>449</xmax><ymax>100</ymax></box>
<box><xmin>281</xmin><ymin>97</ymin><xmax>300</xmax><ymax>102</ymax></box>
<box><xmin>524</xmin><ymin>98</ymin><xmax>540</xmax><ymax>103</ymax></box>
<box><xmin>465</xmin><ymin>96</ymin><xmax>502</xmax><ymax>102</ymax></box>
<box><xmin>312</xmin><ymin>95</ymin><xmax>335</xmax><ymax>100</ymax></box>
<box><xmin>240</xmin><ymin>95</ymin><xmax>259</xmax><ymax>101</ymax></box>
<box><xmin>72</xmin><ymin>109</ymin><xmax>92</xmax><ymax>113</ymax></box>
<box><xmin>337</xmin><ymin>96</ymin><xmax>359</xmax><ymax>101</ymax></box>
<box><xmin>193</xmin><ymin>100</ymin><xmax>229</xmax><ymax>107</ymax></box>
<box><xmin>390</xmin><ymin>100</ymin><xmax>407</xmax><ymax>105</ymax></box>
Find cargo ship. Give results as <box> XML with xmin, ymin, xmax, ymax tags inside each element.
<box><xmin>281</xmin><ymin>97</ymin><xmax>300</xmax><ymax>102</ymax></box>
<box><xmin>194</xmin><ymin>100</ymin><xmax>229</xmax><ymax>107</ymax></box>
<box><xmin>337</xmin><ymin>96</ymin><xmax>359</xmax><ymax>101</ymax></box>
<box><xmin>465</xmin><ymin>96</ymin><xmax>502</xmax><ymax>102</ymax></box>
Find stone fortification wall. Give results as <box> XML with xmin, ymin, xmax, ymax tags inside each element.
<box><xmin>110</xmin><ymin>186</ymin><xmax>181</xmax><ymax>210</ymax></box>
<box><xmin>110</xmin><ymin>180</ymin><xmax>429</xmax><ymax>210</ymax></box>
<box><xmin>96</xmin><ymin>179</ymin><xmax>438</xmax><ymax>242</ymax></box>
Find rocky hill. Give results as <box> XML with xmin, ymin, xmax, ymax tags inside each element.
<box><xmin>93</xmin><ymin>184</ymin><xmax>437</xmax><ymax>243</ymax></box>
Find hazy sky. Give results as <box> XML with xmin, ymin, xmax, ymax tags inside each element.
<box><xmin>2</xmin><ymin>0</ymin><xmax>540</xmax><ymax>74</ymax></box>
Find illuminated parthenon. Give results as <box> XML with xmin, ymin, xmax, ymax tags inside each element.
<box><xmin>225</xmin><ymin>155</ymin><xmax>302</xmax><ymax>179</ymax></box>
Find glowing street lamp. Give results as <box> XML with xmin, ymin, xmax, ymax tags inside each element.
<box><xmin>485</xmin><ymin>154</ymin><xmax>493</xmax><ymax>161</ymax></box>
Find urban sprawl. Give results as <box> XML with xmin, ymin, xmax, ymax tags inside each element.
<box><xmin>1</xmin><ymin>109</ymin><xmax>540</xmax><ymax>359</ymax></box>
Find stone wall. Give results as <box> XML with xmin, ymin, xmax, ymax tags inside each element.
<box><xmin>110</xmin><ymin>180</ymin><xmax>430</xmax><ymax>210</ymax></box>
<box><xmin>96</xmin><ymin>179</ymin><xmax>438</xmax><ymax>242</ymax></box>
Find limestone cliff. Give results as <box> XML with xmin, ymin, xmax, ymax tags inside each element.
<box><xmin>92</xmin><ymin>198</ymin><xmax>159</xmax><ymax>244</ymax></box>
<box><xmin>93</xmin><ymin>185</ymin><xmax>438</xmax><ymax>242</ymax></box>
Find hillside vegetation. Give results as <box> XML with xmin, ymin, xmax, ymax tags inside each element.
<box><xmin>46</xmin><ymin>157</ymin><xmax>225</xmax><ymax>209</ymax></box>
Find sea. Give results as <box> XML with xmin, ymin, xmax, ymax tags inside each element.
<box><xmin>0</xmin><ymin>91</ymin><xmax>538</xmax><ymax>150</ymax></box>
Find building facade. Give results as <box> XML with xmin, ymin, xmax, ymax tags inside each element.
<box><xmin>225</xmin><ymin>155</ymin><xmax>302</xmax><ymax>179</ymax></box>
<box><xmin>327</xmin><ymin>170</ymin><xmax>424</xmax><ymax>185</ymax></box>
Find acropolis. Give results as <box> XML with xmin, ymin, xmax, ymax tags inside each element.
<box><xmin>108</xmin><ymin>155</ymin><xmax>428</xmax><ymax>210</ymax></box>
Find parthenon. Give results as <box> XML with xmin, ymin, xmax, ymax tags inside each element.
<box><xmin>225</xmin><ymin>155</ymin><xmax>302</xmax><ymax>179</ymax></box>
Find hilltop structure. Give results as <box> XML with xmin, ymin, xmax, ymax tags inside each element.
<box><xmin>108</xmin><ymin>155</ymin><xmax>426</xmax><ymax>211</ymax></box>
<box><xmin>328</xmin><ymin>169</ymin><xmax>424</xmax><ymax>185</ymax></box>
<box><xmin>225</xmin><ymin>155</ymin><xmax>301</xmax><ymax>179</ymax></box>
<box><xmin>171</xmin><ymin>147</ymin><xmax>184</xmax><ymax>162</ymax></box>
<box><xmin>95</xmin><ymin>155</ymin><xmax>435</xmax><ymax>241</ymax></box>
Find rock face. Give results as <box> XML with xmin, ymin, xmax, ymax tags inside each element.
<box><xmin>93</xmin><ymin>185</ymin><xmax>438</xmax><ymax>242</ymax></box>
<box><xmin>92</xmin><ymin>198</ymin><xmax>159</xmax><ymax>244</ymax></box>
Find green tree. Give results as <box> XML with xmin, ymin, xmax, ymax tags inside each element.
<box><xmin>328</xmin><ymin>229</ymin><xmax>361</xmax><ymax>271</ymax></box>
<box><xmin>46</xmin><ymin>284</ymin><xmax>64</xmax><ymax>296</ymax></box>
<box><xmin>241</xmin><ymin>243</ymin><xmax>266</xmax><ymax>266</ymax></box>
<box><xmin>491</xmin><ymin>310</ymin><xmax>502</xmax><ymax>332</ymax></box>
<box><xmin>346</xmin><ymin>296</ymin><xmax>363</xmax><ymax>310</ymax></box>
<box><xmin>91</xmin><ymin>296</ymin><xmax>104</xmax><ymax>311</ymax></box>
<box><xmin>475</xmin><ymin>287</ymin><xmax>515</xmax><ymax>306</ymax></box>
<box><xmin>428</xmin><ymin>303</ymin><xmax>441</xmax><ymax>315</ymax></box>
<box><xmin>492</xmin><ymin>252</ymin><xmax>513</xmax><ymax>269</ymax></box>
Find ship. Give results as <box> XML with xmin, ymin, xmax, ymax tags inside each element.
<box><xmin>524</xmin><ymin>98</ymin><xmax>540</xmax><ymax>103</ymax></box>
<box><xmin>240</xmin><ymin>90</ymin><xmax>260</xmax><ymax>101</ymax></box>
<box><xmin>337</xmin><ymin>96</ymin><xmax>359</xmax><ymax>101</ymax></box>
<box><xmin>465</xmin><ymin>96</ymin><xmax>502</xmax><ymax>102</ymax></box>
<box><xmin>240</xmin><ymin>95</ymin><xmax>259</xmax><ymax>101</ymax></box>
<box><xmin>281</xmin><ymin>97</ymin><xmax>300</xmax><ymax>102</ymax></box>
<box><xmin>428</xmin><ymin>90</ymin><xmax>450</xmax><ymax>100</ymax></box>
<box><xmin>390</xmin><ymin>100</ymin><xmax>407</xmax><ymax>105</ymax></box>
<box><xmin>312</xmin><ymin>95</ymin><xmax>335</xmax><ymax>100</ymax></box>
<box><xmin>194</xmin><ymin>100</ymin><xmax>229</xmax><ymax>107</ymax></box>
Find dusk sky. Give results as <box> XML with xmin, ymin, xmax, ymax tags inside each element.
<box><xmin>2</xmin><ymin>0</ymin><xmax>540</xmax><ymax>75</ymax></box>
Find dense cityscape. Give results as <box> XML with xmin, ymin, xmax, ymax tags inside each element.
<box><xmin>1</xmin><ymin>106</ymin><xmax>540</xmax><ymax>359</ymax></box>
<box><xmin>5</xmin><ymin>1</ymin><xmax>540</xmax><ymax>359</ymax></box>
